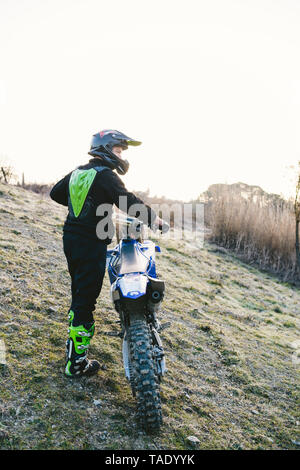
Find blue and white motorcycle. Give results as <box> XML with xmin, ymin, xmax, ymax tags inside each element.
<box><xmin>106</xmin><ymin>214</ymin><xmax>169</xmax><ymax>431</ymax></box>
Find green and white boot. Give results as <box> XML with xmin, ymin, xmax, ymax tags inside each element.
<box><xmin>65</xmin><ymin>310</ymin><xmax>100</xmax><ymax>378</ymax></box>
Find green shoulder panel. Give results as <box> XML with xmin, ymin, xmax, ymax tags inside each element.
<box><xmin>69</xmin><ymin>168</ymin><xmax>97</xmax><ymax>217</ymax></box>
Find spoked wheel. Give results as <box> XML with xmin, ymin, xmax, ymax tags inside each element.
<box><xmin>128</xmin><ymin>318</ymin><xmax>162</xmax><ymax>432</ymax></box>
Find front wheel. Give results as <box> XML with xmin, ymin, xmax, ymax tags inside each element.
<box><xmin>128</xmin><ymin>318</ymin><xmax>162</xmax><ymax>432</ymax></box>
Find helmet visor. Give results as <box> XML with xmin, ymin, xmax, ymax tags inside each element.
<box><xmin>126</xmin><ymin>138</ymin><xmax>142</xmax><ymax>146</ymax></box>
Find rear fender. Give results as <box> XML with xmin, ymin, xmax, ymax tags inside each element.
<box><xmin>118</xmin><ymin>274</ymin><xmax>148</xmax><ymax>299</ymax></box>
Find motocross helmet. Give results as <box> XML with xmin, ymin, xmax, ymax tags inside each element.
<box><xmin>88</xmin><ymin>130</ymin><xmax>142</xmax><ymax>175</ymax></box>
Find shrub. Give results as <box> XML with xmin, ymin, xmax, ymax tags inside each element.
<box><xmin>205</xmin><ymin>186</ymin><xmax>297</xmax><ymax>281</ymax></box>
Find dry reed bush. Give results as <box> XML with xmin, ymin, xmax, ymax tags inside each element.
<box><xmin>17</xmin><ymin>182</ymin><xmax>53</xmax><ymax>194</ymax></box>
<box><xmin>206</xmin><ymin>189</ymin><xmax>297</xmax><ymax>281</ymax></box>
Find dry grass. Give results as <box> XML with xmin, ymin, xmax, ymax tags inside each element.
<box><xmin>16</xmin><ymin>182</ymin><xmax>53</xmax><ymax>195</ymax></box>
<box><xmin>205</xmin><ymin>189</ymin><xmax>298</xmax><ymax>282</ymax></box>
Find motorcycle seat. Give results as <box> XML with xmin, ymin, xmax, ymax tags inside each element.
<box><xmin>119</xmin><ymin>242</ymin><xmax>149</xmax><ymax>274</ymax></box>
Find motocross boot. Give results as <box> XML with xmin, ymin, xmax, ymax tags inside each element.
<box><xmin>65</xmin><ymin>310</ymin><xmax>100</xmax><ymax>378</ymax></box>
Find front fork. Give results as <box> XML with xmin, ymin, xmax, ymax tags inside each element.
<box><xmin>122</xmin><ymin>330</ymin><xmax>131</xmax><ymax>382</ymax></box>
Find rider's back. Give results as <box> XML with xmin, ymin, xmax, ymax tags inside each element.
<box><xmin>50</xmin><ymin>158</ymin><xmax>156</xmax><ymax>243</ymax></box>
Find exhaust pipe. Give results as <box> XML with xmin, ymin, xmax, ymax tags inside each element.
<box><xmin>151</xmin><ymin>290</ymin><xmax>162</xmax><ymax>303</ymax></box>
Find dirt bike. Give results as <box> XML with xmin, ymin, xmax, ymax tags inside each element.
<box><xmin>106</xmin><ymin>214</ymin><xmax>169</xmax><ymax>432</ymax></box>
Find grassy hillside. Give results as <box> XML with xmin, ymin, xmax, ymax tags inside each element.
<box><xmin>0</xmin><ymin>182</ymin><xmax>299</xmax><ymax>450</ymax></box>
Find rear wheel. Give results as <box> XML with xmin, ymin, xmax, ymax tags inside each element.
<box><xmin>128</xmin><ymin>318</ymin><xmax>162</xmax><ymax>432</ymax></box>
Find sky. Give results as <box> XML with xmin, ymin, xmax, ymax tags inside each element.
<box><xmin>0</xmin><ymin>0</ymin><xmax>300</xmax><ymax>201</ymax></box>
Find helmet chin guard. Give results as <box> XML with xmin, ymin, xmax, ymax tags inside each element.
<box><xmin>88</xmin><ymin>130</ymin><xmax>141</xmax><ymax>175</ymax></box>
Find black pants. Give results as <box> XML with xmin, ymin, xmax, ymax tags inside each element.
<box><xmin>63</xmin><ymin>232</ymin><xmax>107</xmax><ymax>326</ymax></box>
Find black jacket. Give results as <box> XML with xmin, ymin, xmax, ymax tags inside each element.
<box><xmin>50</xmin><ymin>158</ymin><xmax>157</xmax><ymax>243</ymax></box>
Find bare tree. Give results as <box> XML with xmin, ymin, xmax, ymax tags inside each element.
<box><xmin>0</xmin><ymin>158</ymin><xmax>15</xmax><ymax>184</ymax></box>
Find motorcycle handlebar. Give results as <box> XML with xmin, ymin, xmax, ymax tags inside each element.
<box><xmin>113</xmin><ymin>213</ymin><xmax>170</xmax><ymax>235</ymax></box>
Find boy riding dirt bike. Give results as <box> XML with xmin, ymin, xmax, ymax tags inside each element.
<box><xmin>50</xmin><ymin>130</ymin><xmax>167</xmax><ymax>378</ymax></box>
